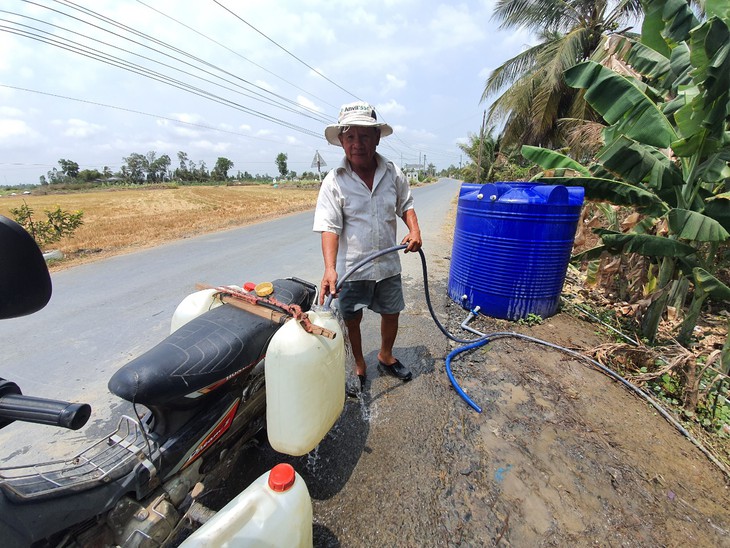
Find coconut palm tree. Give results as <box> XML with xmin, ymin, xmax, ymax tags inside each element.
<box><xmin>482</xmin><ymin>0</ymin><xmax>644</xmax><ymax>150</ymax></box>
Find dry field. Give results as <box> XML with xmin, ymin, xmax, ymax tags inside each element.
<box><xmin>0</xmin><ymin>184</ymin><xmax>319</xmax><ymax>270</ymax></box>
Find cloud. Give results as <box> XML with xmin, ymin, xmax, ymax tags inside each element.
<box><xmin>191</xmin><ymin>140</ymin><xmax>231</xmax><ymax>154</ymax></box>
<box><xmin>383</xmin><ymin>74</ymin><xmax>406</xmax><ymax>93</ymax></box>
<box><xmin>0</xmin><ymin>119</ymin><xmax>39</xmax><ymax>141</ymax></box>
<box><xmin>255</xmin><ymin>80</ymin><xmax>275</xmax><ymax>92</ymax></box>
<box><xmin>170</xmin><ymin>112</ymin><xmax>205</xmax><ymax>124</ymax></box>
<box><xmin>157</xmin><ymin>118</ymin><xmax>200</xmax><ymax>138</ymax></box>
<box><xmin>297</xmin><ymin>95</ymin><xmax>323</xmax><ymax>113</ymax></box>
<box><xmin>0</xmin><ymin>107</ymin><xmax>24</xmax><ymax>117</ymax></box>
<box><xmin>61</xmin><ymin>119</ymin><xmax>104</xmax><ymax>138</ymax></box>
<box><xmin>376</xmin><ymin>99</ymin><xmax>405</xmax><ymax>118</ymax></box>
<box><xmin>428</xmin><ymin>4</ymin><xmax>487</xmax><ymax>49</ymax></box>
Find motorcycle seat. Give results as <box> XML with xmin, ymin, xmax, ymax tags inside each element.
<box><xmin>108</xmin><ymin>278</ymin><xmax>316</xmax><ymax>406</ymax></box>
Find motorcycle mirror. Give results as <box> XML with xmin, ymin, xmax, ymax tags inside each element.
<box><xmin>0</xmin><ymin>215</ymin><xmax>52</xmax><ymax>319</ymax></box>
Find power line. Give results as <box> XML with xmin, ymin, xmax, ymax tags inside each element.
<box><xmin>4</xmin><ymin>2</ymin><xmax>460</xmax><ymax>174</ymax></box>
<box><xmin>134</xmin><ymin>0</ymin><xmax>339</xmax><ymax>111</ymax></box>
<box><xmin>212</xmin><ymin>0</ymin><xmax>362</xmax><ymax>102</ymax></box>
<box><xmin>17</xmin><ymin>1</ymin><xmax>330</xmax><ymax>125</ymax></box>
<box><xmin>51</xmin><ymin>0</ymin><xmax>331</xmax><ymax>123</ymax></box>
<box><xmin>3</xmin><ymin>7</ymin><xmax>328</xmax><ymax>137</ymax></box>
<box><xmin>0</xmin><ymin>83</ymin><xmax>321</xmax><ymax>143</ymax></box>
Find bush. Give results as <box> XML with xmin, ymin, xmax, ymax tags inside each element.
<box><xmin>10</xmin><ymin>202</ymin><xmax>84</xmax><ymax>250</ymax></box>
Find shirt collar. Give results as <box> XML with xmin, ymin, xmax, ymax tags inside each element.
<box><xmin>335</xmin><ymin>152</ymin><xmax>394</xmax><ymax>176</ymax></box>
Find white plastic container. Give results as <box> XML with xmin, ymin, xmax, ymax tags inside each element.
<box><xmin>266</xmin><ymin>309</ymin><xmax>345</xmax><ymax>456</ymax></box>
<box><xmin>170</xmin><ymin>289</ymin><xmax>223</xmax><ymax>333</ymax></box>
<box><xmin>181</xmin><ymin>463</ymin><xmax>313</xmax><ymax>547</ymax></box>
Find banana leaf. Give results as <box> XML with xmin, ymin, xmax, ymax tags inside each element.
<box><xmin>678</xmin><ymin>266</ymin><xmax>730</xmax><ymax>344</ymax></box>
<box><xmin>667</xmin><ymin>208</ymin><xmax>730</xmax><ymax>242</ymax></box>
<box><xmin>689</xmin><ymin>18</ymin><xmax>730</xmax><ymax>103</ymax></box>
<box><xmin>669</xmin><ymin>43</ymin><xmax>693</xmax><ymax>88</ymax></box>
<box><xmin>693</xmin><ymin>267</ymin><xmax>730</xmax><ymax>302</ymax></box>
<box><xmin>695</xmin><ymin>149</ymin><xmax>730</xmax><ymax>184</ymax></box>
<box><xmin>596</xmin><ymin>135</ymin><xmax>684</xmax><ymax>189</ymax></box>
<box><xmin>706</xmin><ymin>0</ymin><xmax>730</xmax><ymax>22</ymax></box>
<box><xmin>565</xmin><ymin>61</ymin><xmax>677</xmax><ymax>149</ymax></box>
<box><xmin>571</xmin><ymin>245</ymin><xmax>607</xmax><ymax>262</ymax></box>
<box><xmin>622</xmin><ymin>35</ymin><xmax>672</xmax><ymax>78</ymax></box>
<box><xmin>520</xmin><ymin>146</ymin><xmax>591</xmax><ymax>176</ymax></box>
<box><xmin>655</xmin><ymin>0</ymin><xmax>699</xmax><ymax>44</ymax></box>
<box><xmin>704</xmin><ymin>192</ymin><xmax>730</xmax><ymax>231</ymax></box>
<box><xmin>596</xmin><ymin>229</ymin><xmax>698</xmax><ymax>257</ymax></box>
<box><xmin>642</xmin><ymin>0</ymin><xmax>672</xmax><ymax>56</ymax></box>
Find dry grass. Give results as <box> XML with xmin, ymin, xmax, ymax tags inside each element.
<box><xmin>0</xmin><ymin>184</ymin><xmax>319</xmax><ymax>270</ymax></box>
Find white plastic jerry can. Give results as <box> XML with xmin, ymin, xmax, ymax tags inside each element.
<box><xmin>170</xmin><ymin>288</ymin><xmax>222</xmax><ymax>333</ymax></box>
<box><xmin>265</xmin><ymin>309</ymin><xmax>345</xmax><ymax>456</ymax></box>
<box><xmin>181</xmin><ymin>463</ymin><xmax>313</xmax><ymax>547</ymax></box>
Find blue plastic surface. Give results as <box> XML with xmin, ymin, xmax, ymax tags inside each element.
<box><xmin>448</xmin><ymin>182</ymin><xmax>584</xmax><ymax>320</ymax></box>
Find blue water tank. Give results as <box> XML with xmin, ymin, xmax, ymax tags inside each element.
<box><xmin>448</xmin><ymin>182</ymin><xmax>584</xmax><ymax>320</ymax></box>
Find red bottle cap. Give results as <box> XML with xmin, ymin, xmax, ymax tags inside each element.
<box><xmin>268</xmin><ymin>463</ymin><xmax>296</xmax><ymax>492</ymax></box>
<box><xmin>243</xmin><ymin>282</ymin><xmax>256</xmax><ymax>292</ymax></box>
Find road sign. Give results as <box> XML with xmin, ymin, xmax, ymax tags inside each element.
<box><xmin>311</xmin><ymin>151</ymin><xmax>326</xmax><ymax>169</ymax></box>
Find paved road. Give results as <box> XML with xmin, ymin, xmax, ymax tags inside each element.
<box><xmin>0</xmin><ymin>178</ymin><xmax>461</xmax><ymax>464</ymax></box>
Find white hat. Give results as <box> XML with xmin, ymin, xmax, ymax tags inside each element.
<box><xmin>324</xmin><ymin>101</ymin><xmax>393</xmax><ymax>146</ymax></box>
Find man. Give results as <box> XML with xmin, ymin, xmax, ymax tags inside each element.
<box><xmin>313</xmin><ymin>101</ymin><xmax>422</xmax><ymax>390</ymax></box>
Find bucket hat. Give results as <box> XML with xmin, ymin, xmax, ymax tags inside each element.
<box><xmin>324</xmin><ymin>101</ymin><xmax>393</xmax><ymax>146</ymax></box>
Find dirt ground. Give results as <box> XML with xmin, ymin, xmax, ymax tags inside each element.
<box><xmin>205</xmin><ymin>269</ymin><xmax>730</xmax><ymax>547</ymax></box>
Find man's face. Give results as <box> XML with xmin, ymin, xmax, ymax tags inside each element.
<box><xmin>339</xmin><ymin>126</ymin><xmax>380</xmax><ymax>170</ymax></box>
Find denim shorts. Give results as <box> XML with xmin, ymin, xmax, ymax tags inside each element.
<box><xmin>337</xmin><ymin>274</ymin><xmax>405</xmax><ymax>320</ymax></box>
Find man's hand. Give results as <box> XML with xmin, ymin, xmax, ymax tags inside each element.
<box><xmin>401</xmin><ymin>229</ymin><xmax>422</xmax><ymax>253</ymax></box>
<box><xmin>319</xmin><ymin>267</ymin><xmax>338</xmax><ymax>305</ymax></box>
<box><xmin>401</xmin><ymin>209</ymin><xmax>422</xmax><ymax>253</ymax></box>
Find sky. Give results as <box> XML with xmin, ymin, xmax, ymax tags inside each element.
<box><xmin>0</xmin><ymin>0</ymin><xmax>535</xmax><ymax>184</ymax></box>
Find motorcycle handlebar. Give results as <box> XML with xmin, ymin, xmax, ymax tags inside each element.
<box><xmin>0</xmin><ymin>380</ymin><xmax>91</xmax><ymax>431</ymax></box>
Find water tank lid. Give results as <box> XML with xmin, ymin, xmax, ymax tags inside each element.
<box><xmin>268</xmin><ymin>463</ymin><xmax>296</xmax><ymax>492</ymax></box>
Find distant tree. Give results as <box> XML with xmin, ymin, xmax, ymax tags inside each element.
<box><xmin>46</xmin><ymin>167</ymin><xmax>63</xmax><ymax>185</ymax></box>
<box><xmin>212</xmin><ymin>157</ymin><xmax>234</xmax><ymax>180</ymax></box>
<box><xmin>458</xmin><ymin>128</ymin><xmax>500</xmax><ymax>183</ymax></box>
<box><xmin>149</xmin><ymin>153</ymin><xmax>171</xmax><ymax>182</ymax></box>
<box><xmin>122</xmin><ymin>152</ymin><xmax>148</xmax><ymax>183</ymax></box>
<box><xmin>275</xmin><ymin>153</ymin><xmax>288</xmax><ymax>178</ymax></box>
<box><xmin>195</xmin><ymin>160</ymin><xmax>209</xmax><ymax>182</ymax></box>
<box><xmin>77</xmin><ymin>169</ymin><xmax>103</xmax><ymax>182</ymax></box>
<box><xmin>58</xmin><ymin>159</ymin><xmax>80</xmax><ymax>178</ymax></box>
<box><xmin>39</xmin><ymin>175</ymin><xmax>48</xmax><ymax>186</ymax></box>
<box><xmin>144</xmin><ymin>151</ymin><xmax>158</xmax><ymax>182</ymax></box>
<box><xmin>175</xmin><ymin>151</ymin><xmax>191</xmax><ymax>181</ymax></box>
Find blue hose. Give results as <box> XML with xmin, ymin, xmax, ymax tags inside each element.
<box><xmin>444</xmin><ymin>338</ymin><xmax>490</xmax><ymax>413</ymax></box>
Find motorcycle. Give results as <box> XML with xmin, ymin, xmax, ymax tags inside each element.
<box><xmin>0</xmin><ymin>215</ymin><xmax>324</xmax><ymax>547</ymax></box>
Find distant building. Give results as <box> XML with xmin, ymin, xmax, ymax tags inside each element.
<box><xmin>403</xmin><ymin>163</ymin><xmax>424</xmax><ymax>181</ymax></box>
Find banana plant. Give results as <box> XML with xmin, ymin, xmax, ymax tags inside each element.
<box><xmin>521</xmin><ymin>0</ymin><xmax>730</xmax><ymax>345</ymax></box>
